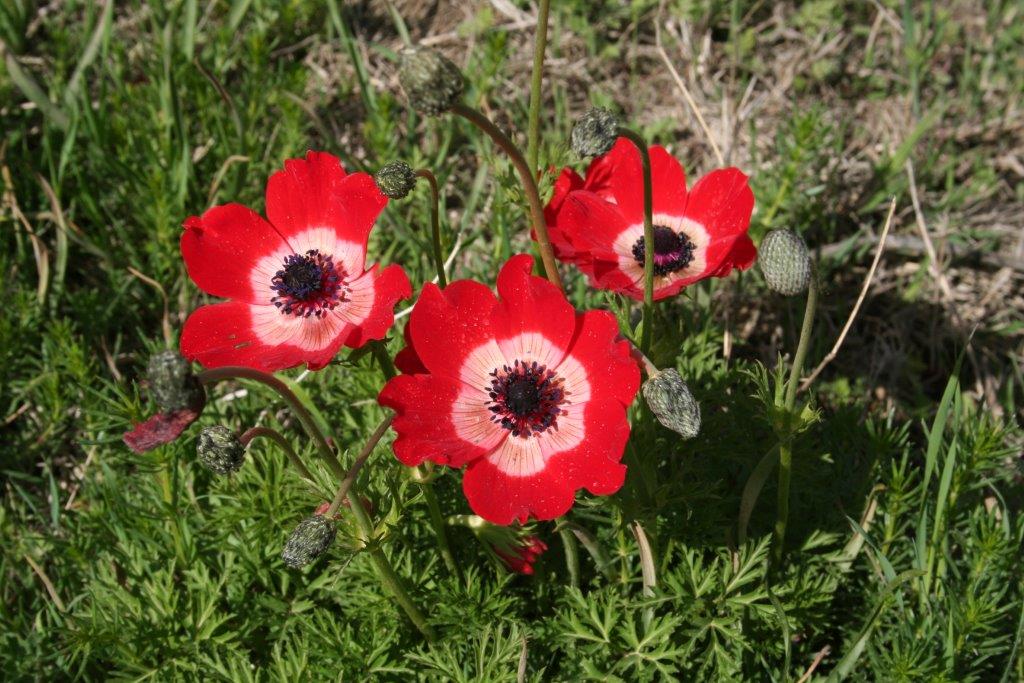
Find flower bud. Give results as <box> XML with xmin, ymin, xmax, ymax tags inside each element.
<box><xmin>643</xmin><ymin>369</ymin><xmax>701</xmax><ymax>439</ymax></box>
<box><xmin>759</xmin><ymin>229</ymin><xmax>812</xmax><ymax>296</ymax></box>
<box><xmin>374</xmin><ymin>161</ymin><xmax>417</xmax><ymax>199</ymax></box>
<box><xmin>196</xmin><ymin>425</ymin><xmax>245</xmax><ymax>475</ymax></box>
<box><xmin>282</xmin><ymin>516</ymin><xmax>337</xmax><ymax>569</ymax></box>
<box><xmin>571</xmin><ymin>107</ymin><xmax>620</xmax><ymax>158</ymax></box>
<box><xmin>398</xmin><ymin>47</ymin><xmax>464</xmax><ymax>116</ymax></box>
<box><xmin>147</xmin><ymin>350</ymin><xmax>205</xmax><ymax>414</ymax></box>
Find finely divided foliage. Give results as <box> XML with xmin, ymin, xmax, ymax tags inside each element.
<box><xmin>1</xmin><ymin>2</ymin><xmax>1021</xmax><ymax>681</ymax></box>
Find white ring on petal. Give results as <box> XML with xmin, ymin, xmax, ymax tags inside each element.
<box><xmin>611</xmin><ymin>213</ymin><xmax>710</xmax><ymax>287</ymax></box>
<box><xmin>246</xmin><ymin>226</ymin><xmax>372</xmax><ymax>352</ymax></box>
<box><xmin>497</xmin><ymin>330</ymin><xmax>566</xmax><ymax>370</ymax></box>
<box><xmin>249</xmin><ymin>303</ymin><xmax>350</xmax><ymax>352</ymax></box>
<box><xmin>484</xmin><ymin>403</ymin><xmax>588</xmax><ymax>477</ymax></box>
<box><xmin>451</xmin><ymin>386</ymin><xmax>506</xmax><ymax>451</ymax></box>
<box><xmin>459</xmin><ymin>333</ymin><xmax>594</xmax><ymax>478</ymax></box>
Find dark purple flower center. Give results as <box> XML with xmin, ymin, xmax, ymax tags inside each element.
<box><xmin>486</xmin><ymin>360</ymin><xmax>566</xmax><ymax>437</ymax></box>
<box><xmin>631</xmin><ymin>225</ymin><xmax>695</xmax><ymax>277</ymax></box>
<box><xmin>270</xmin><ymin>249</ymin><xmax>347</xmax><ymax>318</ymax></box>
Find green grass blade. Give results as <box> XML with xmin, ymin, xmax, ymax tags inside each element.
<box><xmin>1</xmin><ymin>42</ymin><xmax>69</xmax><ymax>130</ymax></box>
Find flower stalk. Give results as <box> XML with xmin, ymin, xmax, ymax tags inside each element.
<box><xmin>414</xmin><ymin>168</ymin><xmax>447</xmax><ymax>288</ymax></box>
<box><xmin>450</xmin><ymin>103</ymin><xmax>563</xmax><ymax>293</ymax></box>
<box><xmin>415</xmin><ymin>468</ymin><xmax>462</xmax><ymax>581</ymax></box>
<box><xmin>198</xmin><ymin>366</ymin><xmax>345</xmax><ymax>481</ymax></box>
<box><xmin>526</xmin><ymin>0</ymin><xmax>551</xmax><ymax>174</ymax></box>
<box><xmin>616</xmin><ymin>127</ymin><xmax>655</xmax><ymax>356</ymax></box>
<box><xmin>324</xmin><ymin>415</ymin><xmax>394</xmax><ymax>517</ymax></box>
<box><xmin>348</xmin><ymin>491</ymin><xmax>436</xmax><ymax>641</ymax></box>
<box><xmin>772</xmin><ymin>266</ymin><xmax>818</xmax><ymax>565</ymax></box>
<box><xmin>239</xmin><ymin>426</ymin><xmax>315</xmax><ymax>481</ymax></box>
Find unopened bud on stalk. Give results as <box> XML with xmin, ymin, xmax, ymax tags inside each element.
<box><xmin>374</xmin><ymin>161</ymin><xmax>417</xmax><ymax>199</ymax></box>
<box><xmin>571</xmin><ymin>107</ymin><xmax>620</xmax><ymax>158</ymax></box>
<box><xmin>759</xmin><ymin>229</ymin><xmax>812</xmax><ymax>296</ymax></box>
<box><xmin>643</xmin><ymin>368</ymin><xmax>701</xmax><ymax>439</ymax></box>
<box><xmin>147</xmin><ymin>350</ymin><xmax>205</xmax><ymax>413</ymax></box>
<box><xmin>398</xmin><ymin>47</ymin><xmax>465</xmax><ymax>116</ymax></box>
<box><xmin>282</xmin><ymin>516</ymin><xmax>337</xmax><ymax>569</ymax></box>
<box><xmin>196</xmin><ymin>425</ymin><xmax>246</xmax><ymax>475</ymax></box>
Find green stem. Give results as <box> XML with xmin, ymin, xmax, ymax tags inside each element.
<box><xmin>239</xmin><ymin>426</ymin><xmax>316</xmax><ymax>482</ymax></box>
<box><xmin>526</xmin><ymin>0</ymin><xmax>551</xmax><ymax>174</ymax></box>
<box><xmin>417</xmin><ymin>474</ymin><xmax>461</xmax><ymax>581</ymax></box>
<box><xmin>617</xmin><ymin>127</ymin><xmax>655</xmax><ymax>356</ymax></box>
<box><xmin>772</xmin><ymin>270</ymin><xmax>818</xmax><ymax>565</ymax></box>
<box><xmin>414</xmin><ymin>168</ymin><xmax>447</xmax><ymax>288</ymax></box>
<box><xmin>784</xmin><ymin>267</ymin><xmax>818</xmax><ymax>412</ymax></box>
<box><xmin>348</xmin><ymin>491</ymin><xmax>436</xmax><ymax>641</ymax></box>
<box><xmin>558</xmin><ymin>526</ymin><xmax>580</xmax><ymax>588</ymax></box>
<box><xmin>451</xmin><ymin>103</ymin><xmax>563</xmax><ymax>293</ymax></box>
<box><xmin>772</xmin><ymin>440</ymin><xmax>794</xmax><ymax>565</ymax></box>
<box><xmin>325</xmin><ymin>415</ymin><xmax>394</xmax><ymax>517</ymax></box>
<box><xmin>199</xmin><ymin>367</ymin><xmax>345</xmax><ymax>481</ymax></box>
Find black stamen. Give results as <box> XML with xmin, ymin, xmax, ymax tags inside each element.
<box><xmin>484</xmin><ymin>361</ymin><xmax>567</xmax><ymax>438</ymax></box>
<box><xmin>270</xmin><ymin>249</ymin><xmax>348</xmax><ymax>318</ymax></box>
<box><xmin>631</xmin><ymin>225</ymin><xmax>695</xmax><ymax>277</ymax></box>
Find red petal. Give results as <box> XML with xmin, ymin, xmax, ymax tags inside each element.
<box><xmin>408</xmin><ymin>280</ymin><xmax>500</xmax><ymax>382</ymax></box>
<box><xmin>180</xmin><ymin>204</ymin><xmax>287</xmax><ymax>302</ymax></box>
<box><xmin>491</xmin><ymin>255</ymin><xmax>575</xmax><ymax>367</ymax></box>
<box><xmin>378</xmin><ymin>374</ymin><xmax>501</xmax><ymax>467</ymax></box>
<box><xmin>461</xmin><ymin>396</ymin><xmax>630</xmax><ymax>525</ymax></box>
<box><xmin>265</xmin><ymin>151</ymin><xmax>387</xmax><ymax>247</ymax></box>
<box><xmin>548</xmin><ymin>397</ymin><xmax>629</xmax><ymax>496</ymax></box>
<box><xmin>709</xmin><ymin>232</ymin><xmax>757</xmax><ymax>277</ymax></box>
<box><xmin>565</xmin><ymin>311</ymin><xmax>640</xmax><ymax>407</ymax></box>
<box><xmin>683</xmin><ymin>168</ymin><xmax>754</xmax><ymax>239</ymax></box>
<box><xmin>541</xmin><ymin>168</ymin><xmax>584</xmax><ymax>261</ymax></box>
<box><xmin>123</xmin><ymin>409</ymin><xmax>201</xmax><ymax>453</ymax></box>
<box><xmin>582</xmin><ymin>139</ymin><xmax>689</xmax><ymax>223</ymax></box>
<box><xmin>462</xmin><ymin>446</ymin><xmax>577</xmax><ymax>525</ymax></box>
<box><xmin>180</xmin><ymin>301</ymin><xmax>347</xmax><ymax>372</ymax></box>
<box><xmin>340</xmin><ymin>264</ymin><xmax>411</xmax><ymax>349</ymax></box>
<box><xmin>559</xmin><ymin>191</ymin><xmax>629</xmax><ymax>261</ymax></box>
<box><xmin>587</xmin><ymin>256</ymin><xmax>644</xmax><ymax>299</ymax></box>
<box><xmin>394</xmin><ymin>323</ymin><xmax>428</xmax><ymax>375</ymax></box>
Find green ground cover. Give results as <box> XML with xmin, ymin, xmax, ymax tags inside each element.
<box><xmin>1</xmin><ymin>1</ymin><xmax>1022</xmax><ymax>679</ymax></box>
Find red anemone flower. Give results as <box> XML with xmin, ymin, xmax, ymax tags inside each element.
<box><xmin>179</xmin><ymin>151</ymin><xmax>411</xmax><ymax>372</ymax></box>
<box><xmin>378</xmin><ymin>255</ymin><xmax>640</xmax><ymax>525</ymax></box>
<box><xmin>544</xmin><ymin>138</ymin><xmax>756</xmax><ymax>301</ymax></box>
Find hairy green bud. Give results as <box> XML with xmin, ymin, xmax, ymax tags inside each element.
<box><xmin>759</xmin><ymin>229</ymin><xmax>812</xmax><ymax>296</ymax></box>
<box><xmin>643</xmin><ymin>369</ymin><xmax>701</xmax><ymax>439</ymax></box>
<box><xmin>398</xmin><ymin>47</ymin><xmax>465</xmax><ymax>116</ymax></box>
<box><xmin>571</xmin><ymin>107</ymin><xmax>620</xmax><ymax>158</ymax></box>
<box><xmin>147</xmin><ymin>350</ymin><xmax>205</xmax><ymax>413</ymax></box>
<box><xmin>375</xmin><ymin>161</ymin><xmax>417</xmax><ymax>199</ymax></box>
<box><xmin>282</xmin><ymin>516</ymin><xmax>337</xmax><ymax>569</ymax></box>
<box><xmin>196</xmin><ymin>425</ymin><xmax>245</xmax><ymax>475</ymax></box>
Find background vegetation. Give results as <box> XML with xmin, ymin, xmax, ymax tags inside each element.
<box><xmin>1</xmin><ymin>0</ymin><xmax>1021</xmax><ymax>679</ymax></box>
